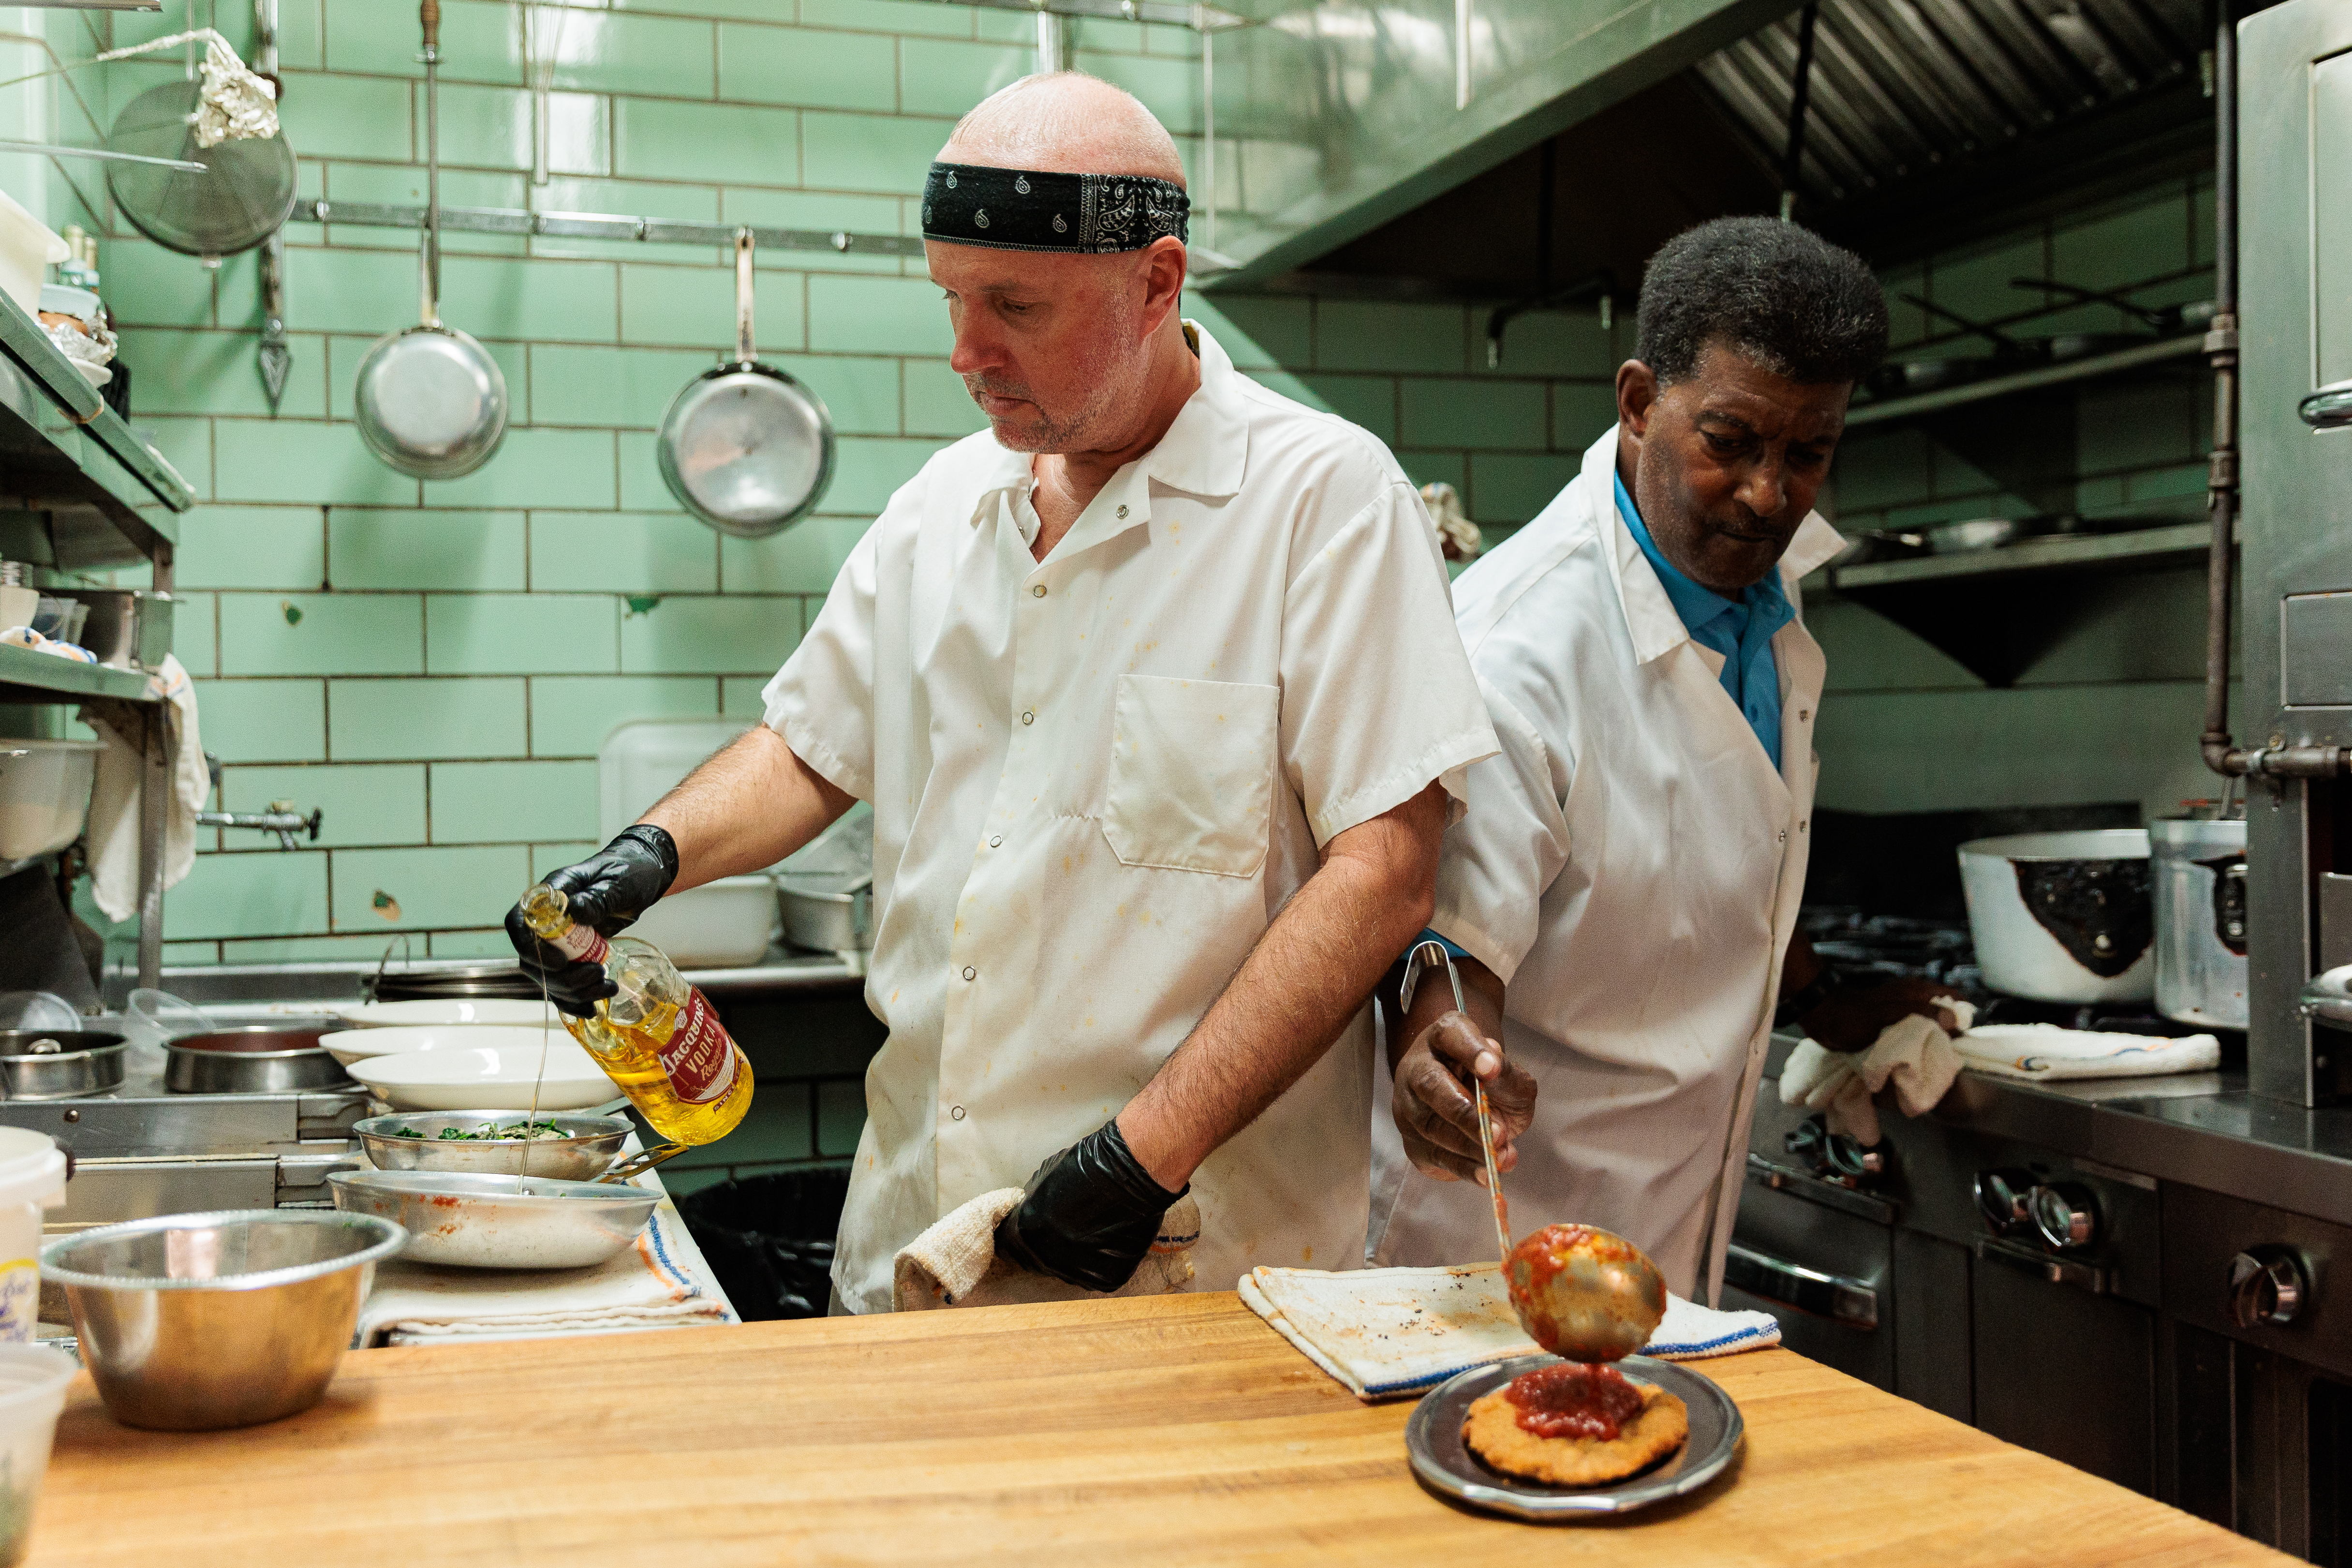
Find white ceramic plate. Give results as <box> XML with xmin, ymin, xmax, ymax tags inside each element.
<box><xmin>321</xmin><ymin>1022</ymin><xmax>578</xmax><ymax>1069</ymax></box>
<box><xmin>330</xmin><ymin>999</ymin><xmax>563</xmax><ymax>1031</ymax></box>
<box><xmin>346</xmin><ymin>1043</ymin><xmax>615</xmax><ymax>1112</ymax></box>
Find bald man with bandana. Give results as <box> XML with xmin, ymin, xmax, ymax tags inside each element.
<box><xmin>507</xmin><ymin>73</ymin><xmax>1496</xmax><ymax>1314</ymax></box>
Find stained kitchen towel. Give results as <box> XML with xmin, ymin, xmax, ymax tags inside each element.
<box><xmin>355</xmin><ymin>1197</ymin><xmax>733</xmax><ymax>1346</ymax></box>
<box><xmin>1237</xmin><ymin>1263</ymin><xmax>1779</xmax><ymax>1401</ymax></box>
<box><xmin>1953</xmin><ymin>1023</ymin><xmax>2221</xmax><ymax>1081</ymax></box>
<box><xmin>1778</xmin><ymin>997</ymin><xmax>1974</xmax><ymax>1145</ymax></box>
<box><xmin>892</xmin><ymin>1185</ymin><xmax>1201</xmax><ymax>1311</ymax></box>
<box><xmin>78</xmin><ymin>654</ymin><xmax>207</xmax><ymax>922</ymax></box>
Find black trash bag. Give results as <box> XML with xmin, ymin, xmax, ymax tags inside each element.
<box><xmin>678</xmin><ymin>1166</ymin><xmax>852</xmax><ymax>1321</ymax></box>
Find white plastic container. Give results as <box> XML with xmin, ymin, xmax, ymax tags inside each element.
<box><xmin>626</xmin><ymin>873</ymin><xmax>779</xmax><ymax>967</ymax></box>
<box><xmin>0</xmin><ymin>1343</ymin><xmax>77</xmax><ymax>1561</ymax></box>
<box><xmin>0</xmin><ymin>1129</ymin><xmax>67</xmax><ymax>1344</ymax></box>
<box><xmin>0</xmin><ymin>192</ymin><xmax>68</xmax><ymax>319</ymax></box>
<box><xmin>0</xmin><ymin>740</ymin><xmax>102</xmax><ymax>864</ymax></box>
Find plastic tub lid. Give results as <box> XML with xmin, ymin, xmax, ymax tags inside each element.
<box><xmin>36</xmin><ymin>284</ymin><xmax>97</xmax><ymax>324</ymax></box>
<box><xmin>0</xmin><ymin>1129</ymin><xmax>67</xmax><ymax>1211</ymax></box>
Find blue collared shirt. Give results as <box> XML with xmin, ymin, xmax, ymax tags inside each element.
<box><xmin>1614</xmin><ymin>470</ymin><xmax>1790</xmax><ymax>769</ymax></box>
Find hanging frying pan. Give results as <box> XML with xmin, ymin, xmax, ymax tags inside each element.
<box><xmin>657</xmin><ymin>229</ymin><xmax>834</xmax><ymax>538</ymax></box>
<box><xmin>353</xmin><ymin>0</ymin><xmax>507</xmax><ymax>481</ymax></box>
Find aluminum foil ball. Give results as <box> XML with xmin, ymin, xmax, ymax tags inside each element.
<box><xmin>1505</xmin><ymin>1222</ymin><xmax>1667</xmax><ymax>1362</ymax></box>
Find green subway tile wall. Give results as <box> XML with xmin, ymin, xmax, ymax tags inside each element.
<box><xmin>33</xmin><ymin>0</ymin><xmax>2217</xmax><ymax>962</ymax></box>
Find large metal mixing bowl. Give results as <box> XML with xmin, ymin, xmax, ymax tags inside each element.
<box><xmin>328</xmin><ymin>1168</ymin><xmax>657</xmax><ymax>1270</ymax></box>
<box><xmin>40</xmin><ymin>1210</ymin><xmax>407</xmax><ymax>1431</ymax></box>
<box><xmin>353</xmin><ymin>1110</ymin><xmax>630</xmax><ymax>1181</ymax></box>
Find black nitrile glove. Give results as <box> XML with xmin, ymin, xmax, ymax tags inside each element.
<box><xmin>993</xmin><ymin>1118</ymin><xmax>1187</xmax><ymax>1294</ymax></box>
<box><xmin>504</xmin><ymin>825</ymin><xmax>679</xmax><ymax>1017</ymax></box>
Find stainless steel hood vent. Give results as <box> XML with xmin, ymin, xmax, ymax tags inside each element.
<box><xmin>1694</xmin><ymin>0</ymin><xmax>2204</xmax><ymax>210</ymax></box>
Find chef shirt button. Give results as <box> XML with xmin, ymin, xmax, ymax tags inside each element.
<box><xmin>950</xmin><ymin>1105</ymin><xmax>966</xmax><ymax>1121</ymax></box>
<box><xmin>1021</xmin><ymin>711</ymin><xmax>1034</xmax><ymax>725</ymax></box>
<box><xmin>989</xmin><ymin>834</ymin><xmax>1002</xmax><ymax>848</ymax></box>
<box><xmin>1800</xmin><ymin>709</ymin><xmax>1812</xmax><ymax>721</ymax></box>
<box><xmin>962</xmin><ymin>966</ymin><xmax>976</xmax><ymax>981</ymax></box>
<box><xmin>1777</xmin><ymin>830</ymin><xmax>1788</xmax><ymax>843</ymax></box>
<box><xmin>1032</xmin><ymin>585</ymin><xmax>1046</xmax><ymax>597</ymax></box>
<box><xmin>1115</xmin><ymin>504</ymin><xmax>1129</xmax><ymax>519</ymax></box>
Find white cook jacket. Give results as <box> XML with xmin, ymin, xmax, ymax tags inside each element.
<box><xmin>766</xmin><ymin>322</ymin><xmax>1499</xmax><ymax>1314</ymax></box>
<box><xmin>1367</xmin><ymin>426</ymin><xmax>1845</xmax><ymax>1304</ymax></box>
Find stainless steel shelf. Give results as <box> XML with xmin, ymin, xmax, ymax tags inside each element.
<box><xmin>1831</xmin><ymin>522</ymin><xmax>2214</xmax><ymax>589</ymax></box>
<box><xmin>0</xmin><ymin>642</ymin><xmax>154</xmax><ymax>704</ymax></box>
<box><xmin>1845</xmin><ymin>334</ymin><xmax>2209</xmax><ymax>428</ymax></box>
<box><xmin>0</xmin><ymin>289</ymin><xmax>192</xmax><ymax>571</ymax></box>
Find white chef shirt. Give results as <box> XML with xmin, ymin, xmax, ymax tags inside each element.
<box><xmin>1367</xmin><ymin>426</ymin><xmax>1844</xmax><ymax>1304</ymax></box>
<box><xmin>765</xmin><ymin>321</ymin><xmax>1498</xmax><ymax>1314</ymax></box>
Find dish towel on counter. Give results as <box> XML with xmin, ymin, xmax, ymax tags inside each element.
<box><xmin>1779</xmin><ymin>998</ymin><xmax>1974</xmax><ymax>1145</ymax></box>
<box><xmin>355</xmin><ymin>1198</ymin><xmax>731</xmax><ymax>1346</ymax></box>
<box><xmin>1952</xmin><ymin>1023</ymin><xmax>2221</xmax><ymax>1081</ymax></box>
<box><xmin>1237</xmin><ymin>1263</ymin><xmax>1780</xmax><ymax>1402</ymax></box>
<box><xmin>77</xmin><ymin>654</ymin><xmax>207</xmax><ymax>922</ymax></box>
<box><xmin>892</xmin><ymin>1186</ymin><xmax>1201</xmax><ymax>1312</ymax></box>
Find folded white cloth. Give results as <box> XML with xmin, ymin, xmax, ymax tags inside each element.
<box><xmin>892</xmin><ymin>1185</ymin><xmax>1202</xmax><ymax>1311</ymax></box>
<box><xmin>1779</xmin><ymin>998</ymin><xmax>1973</xmax><ymax>1145</ymax></box>
<box><xmin>78</xmin><ymin>655</ymin><xmax>207</xmax><ymax>922</ymax></box>
<box><xmin>0</xmin><ymin>625</ymin><xmax>94</xmax><ymax>663</ymax></box>
<box><xmin>355</xmin><ymin>1197</ymin><xmax>731</xmax><ymax>1347</ymax></box>
<box><xmin>1237</xmin><ymin>1263</ymin><xmax>1779</xmax><ymax>1401</ymax></box>
<box><xmin>1953</xmin><ymin>1023</ymin><xmax>2221</xmax><ymax>1080</ymax></box>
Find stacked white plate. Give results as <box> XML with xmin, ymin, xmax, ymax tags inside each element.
<box><xmin>344</xmin><ymin>1043</ymin><xmax>617</xmax><ymax>1113</ymax></box>
<box><xmin>331</xmin><ymin>999</ymin><xmax>562</xmax><ymax>1030</ymax></box>
<box><xmin>319</xmin><ymin>1023</ymin><xmax>573</xmax><ymax>1068</ymax></box>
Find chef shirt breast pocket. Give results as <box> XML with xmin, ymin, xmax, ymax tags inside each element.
<box><xmin>1102</xmin><ymin>674</ymin><xmax>1279</xmax><ymax>878</ymax></box>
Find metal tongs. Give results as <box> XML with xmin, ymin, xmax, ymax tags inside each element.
<box><xmin>595</xmin><ymin>1140</ymin><xmax>688</xmax><ymax>1185</ymax></box>
<box><xmin>1401</xmin><ymin>938</ymin><xmax>1511</xmax><ymax>1261</ymax></box>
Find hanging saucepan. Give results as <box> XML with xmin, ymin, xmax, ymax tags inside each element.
<box><xmin>353</xmin><ymin>0</ymin><xmax>507</xmax><ymax>481</ymax></box>
<box><xmin>657</xmin><ymin>229</ymin><xmax>834</xmax><ymax>538</ymax></box>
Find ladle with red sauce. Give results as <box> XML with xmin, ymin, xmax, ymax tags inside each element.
<box><xmin>1504</xmin><ymin>1222</ymin><xmax>1667</xmax><ymax>1364</ymax></box>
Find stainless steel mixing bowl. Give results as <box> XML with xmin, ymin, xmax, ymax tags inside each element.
<box><xmin>328</xmin><ymin>1168</ymin><xmax>657</xmax><ymax>1270</ymax></box>
<box><xmin>353</xmin><ymin>1110</ymin><xmax>631</xmax><ymax>1181</ymax></box>
<box><xmin>39</xmin><ymin>1210</ymin><xmax>407</xmax><ymax>1431</ymax></box>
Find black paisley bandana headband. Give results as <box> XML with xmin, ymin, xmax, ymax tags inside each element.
<box><xmin>921</xmin><ymin>161</ymin><xmax>1188</xmax><ymax>253</ymax></box>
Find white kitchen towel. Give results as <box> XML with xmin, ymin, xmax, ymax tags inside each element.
<box><xmin>1237</xmin><ymin>1263</ymin><xmax>1779</xmax><ymax>1401</ymax></box>
<box><xmin>1778</xmin><ymin>997</ymin><xmax>1974</xmax><ymax>1145</ymax></box>
<box><xmin>78</xmin><ymin>654</ymin><xmax>207</xmax><ymax>922</ymax></box>
<box><xmin>355</xmin><ymin>1198</ymin><xmax>731</xmax><ymax>1346</ymax></box>
<box><xmin>892</xmin><ymin>1185</ymin><xmax>1201</xmax><ymax>1311</ymax></box>
<box><xmin>1953</xmin><ymin>1023</ymin><xmax>2221</xmax><ymax>1081</ymax></box>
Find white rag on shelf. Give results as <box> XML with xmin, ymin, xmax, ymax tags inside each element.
<box><xmin>1952</xmin><ymin>1023</ymin><xmax>2222</xmax><ymax>1081</ymax></box>
<box><xmin>1237</xmin><ymin>1263</ymin><xmax>1779</xmax><ymax>1401</ymax></box>
<box><xmin>891</xmin><ymin>1185</ymin><xmax>1201</xmax><ymax>1312</ymax></box>
<box><xmin>77</xmin><ymin>654</ymin><xmax>207</xmax><ymax>923</ymax></box>
<box><xmin>355</xmin><ymin>1198</ymin><xmax>732</xmax><ymax>1346</ymax></box>
<box><xmin>1779</xmin><ymin>998</ymin><xmax>1974</xmax><ymax>1145</ymax></box>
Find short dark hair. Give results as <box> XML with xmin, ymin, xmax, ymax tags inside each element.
<box><xmin>1633</xmin><ymin>217</ymin><xmax>1887</xmax><ymax>388</ymax></box>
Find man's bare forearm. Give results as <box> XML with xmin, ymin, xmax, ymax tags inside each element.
<box><xmin>640</xmin><ymin>725</ymin><xmax>854</xmax><ymax>893</ymax></box>
<box><xmin>1115</xmin><ymin>783</ymin><xmax>1449</xmax><ymax>1191</ymax></box>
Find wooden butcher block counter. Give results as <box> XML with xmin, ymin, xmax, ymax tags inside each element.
<box><xmin>25</xmin><ymin>1292</ymin><xmax>2284</xmax><ymax>1567</ymax></box>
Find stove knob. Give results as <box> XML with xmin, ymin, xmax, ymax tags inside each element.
<box><xmin>1784</xmin><ymin>1117</ymin><xmax>1829</xmax><ymax>1169</ymax></box>
<box><xmin>1824</xmin><ymin>1132</ymin><xmax>1886</xmax><ymax>1181</ymax></box>
<box><xmin>1974</xmin><ymin>1169</ymin><xmax>2034</xmax><ymax>1234</ymax></box>
<box><xmin>2228</xmin><ymin>1247</ymin><xmax>2308</xmax><ymax>1329</ymax></box>
<box><xmin>2028</xmin><ymin>1183</ymin><xmax>2098</xmax><ymax>1250</ymax></box>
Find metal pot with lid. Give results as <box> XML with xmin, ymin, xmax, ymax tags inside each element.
<box><xmin>2151</xmin><ymin>815</ymin><xmax>2247</xmax><ymax>1028</ymax></box>
<box><xmin>1957</xmin><ymin>829</ymin><xmax>2154</xmax><ymax>1003</ymax></box>
<box><xmin>0</xmin><ymin>1030</ymin><xmax>126</xmax><ymax>1100</ymax></box>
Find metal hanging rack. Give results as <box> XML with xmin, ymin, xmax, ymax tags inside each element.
<box><xmin>288</xmin><ymin>198</ymin><xmax>925</xmax><ymax>258</ymax></box>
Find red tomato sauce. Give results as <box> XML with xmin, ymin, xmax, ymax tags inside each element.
<box><xmin>1502</xmin><ymin>1361</ymin><xmax>1646</xmax><ymax>1441</ymax></box>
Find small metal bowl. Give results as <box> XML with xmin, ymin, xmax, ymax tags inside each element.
<box><xmin>0</xmin><ymin>1030</ymin><xmax>126</xmax><ymax>1099</ymax></box>
<box><xmin>328</xmin><ymin>1167</ymin><xmax>658</xmax><ymax>1270</ymax></box>
<box><xmin>40</xmin><ymin>1209</ymin><xmax>407</xmax><ymax>1431</ymax></box>
<box><xmin>163</xmin><ymin>1027</ymin><xmax>351</xmax><ymax>1095</ymax></box>
<box><xmin>353</xmin><ymin>1110</ymin><xmax>631</xmax><ymax>1182</ymax></box>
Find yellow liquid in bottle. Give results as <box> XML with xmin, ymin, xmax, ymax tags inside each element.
<box><xmin>520</xmin><ymin>886</ymin><xmax>754</xmax><ymax>1146</ymax></box>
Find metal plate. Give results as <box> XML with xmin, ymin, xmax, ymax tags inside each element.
<box><xmin>1404</xmin><ymin>1354</ymin><xmax>1742</xmax><ymax>1521</ymax></box>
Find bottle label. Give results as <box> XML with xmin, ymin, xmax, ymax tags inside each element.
<box><xmin>659</xmin><ymin>988</ymin><xmax>738</xmax><ymax>1105</ymax></box>
<box><xmin>551</xmin><ymin>922</ymin><xmax>608</xmax><ymax>966</ymax></box>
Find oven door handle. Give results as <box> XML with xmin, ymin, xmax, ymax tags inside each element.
<box><xmin>1974</xmin><ymin>1234</ymin><xmax>2109</xmax><ymax>1295</ymax></box>
<box><xmin>1723</xmin><ymin>1242</ymin><xmax>1879</xmax><ymax>1329</ymax></box>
